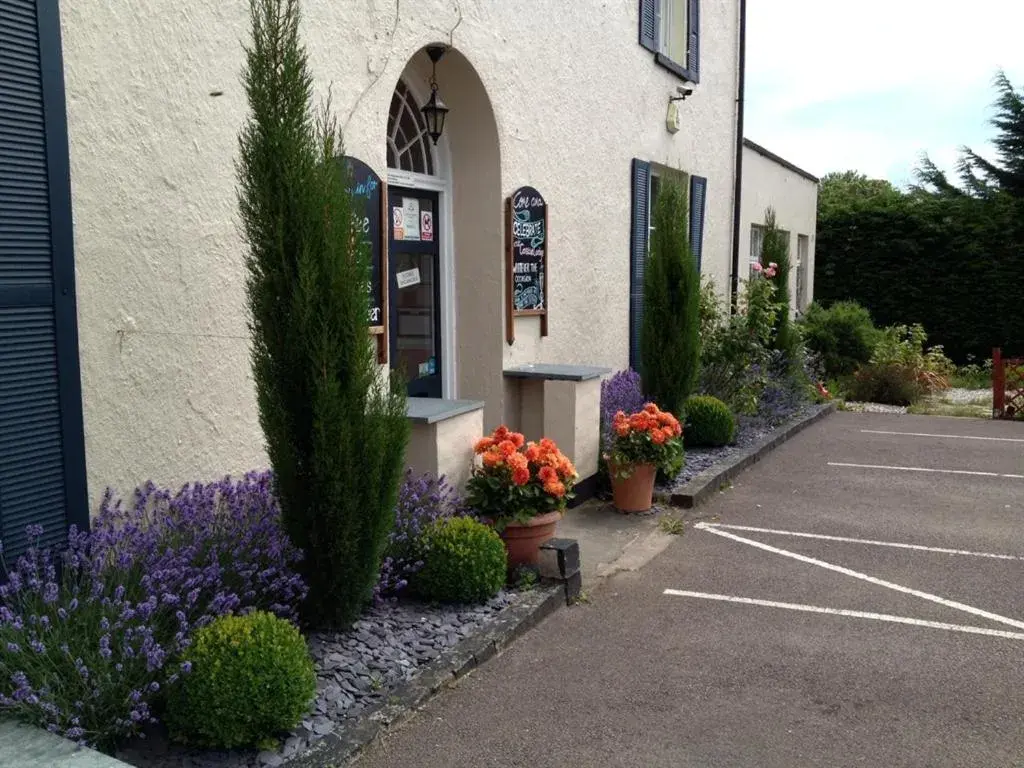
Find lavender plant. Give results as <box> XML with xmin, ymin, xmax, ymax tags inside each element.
<box><xmin>0</xmin><ymin>527</ymin><xmax>184</xmax><ymax>749</ymax></box>
<box><xmin>0</xmin><ymin>472</ymin><xmax>307</xmax><ymax>750</ymax></box>
<box><xmin>600</xmin><ymin>370</ymin><xmax>646</xmax><ymax>443</ymax></box>
<box><xmin>376</xmin><ymin>471</ymin><xmax>464</xmax><ymax>602</ymax></box>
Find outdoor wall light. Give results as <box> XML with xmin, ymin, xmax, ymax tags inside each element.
<box><xmin>420</xmin><ymin>46</ymin><xmax>450</xmax><ymax>145</ymax></box>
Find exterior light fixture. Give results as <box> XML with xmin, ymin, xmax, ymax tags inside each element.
<box><xmin>420</xmin><ymin>45</ymin><xmax>449</xmax><ymax>145</ymax></box>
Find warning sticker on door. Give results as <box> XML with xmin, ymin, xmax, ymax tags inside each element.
<box><xmin>421</xmin><ymin>211</ymin><xmax>434</xmax><ymax>242</ymax></box>
<box><xmin>392</xmin><ymin>206</ymin><xmax>404</xmax><ymax>240</ymax></box>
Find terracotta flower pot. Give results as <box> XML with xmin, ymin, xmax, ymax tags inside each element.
<box><xmin>609</xmin><ymin>462</ymin><xmax>656</xmax><ymax>513</ymax></box>
<box><xmin>499</xmin><ymin>510</ymin><xmax>562</xmax><ymax>568</ymax></box>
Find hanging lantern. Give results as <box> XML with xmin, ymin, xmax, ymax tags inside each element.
<box><xmin>420</xmin><ymin>46</ymin><xmax>449</xmax><ymax>145</ymax></box>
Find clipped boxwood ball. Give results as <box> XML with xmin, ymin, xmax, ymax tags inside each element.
<box><xmin>684</xmin><ymin>395</ymin><xmax>736</xmax><ymax>447</ymax></box>
<box><xmin>414</xmin><ymin>517</ymin><xmax>507</xmax><ymax>604</ymax></box>
<box><xmin>167</xmin><ymin>611</ymin><xmax>315</xmax><ymax>749</ymax></box>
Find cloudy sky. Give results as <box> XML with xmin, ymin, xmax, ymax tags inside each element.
<box><xmin>745</xmin><ymin>0</ymin><xmax>1024</xmax><ymax>186</ymax></box>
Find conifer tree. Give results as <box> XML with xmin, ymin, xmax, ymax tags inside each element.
<box><xmin>238</xmin><ymin>0</ymin><xmax>408</xmax><ymax>626</ymax></box>
<box><xmin>759</xmin><ymin>207</ymin><xmax>797</xmax><ymax>363</ymax></box>
<box><xmin>640</xmin><ymin>179</ymin><xmax>701</xmax><ymax>415</ymax></box>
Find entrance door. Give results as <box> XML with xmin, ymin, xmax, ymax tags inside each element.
<box><xmin>388</xmin><ymin>187</ymin><xmax>442</xmax><ymax>397</ymax></box>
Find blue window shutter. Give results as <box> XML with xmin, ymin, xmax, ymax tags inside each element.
<box><xmin>629</xmin><ymin>160</ymin><xmax>651</xmax><ymax>372</ymax></box>
<box><xmin>689</xmin><ymin>175</ymin><xmax>707</xmax><ymax>272</ymax></box>
<box><xmin>687</xmin><ymin>0</ymin><xmax>700</xmax><ymax>81</ymax></box>
<box><xmin>639</xmin><ymin>0</ymin><xmax>658</xmax><ymax>52</ymax></box>
<box><xmin>1</xmin><ymin>0</ymin><xmax>87</xmax><ymax>559</ymax></box>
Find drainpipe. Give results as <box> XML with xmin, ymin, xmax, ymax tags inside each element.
<box><xmin>729</xmin><ymin>0</ymin><xmax>747</xmax><ymax>309</ymax></box>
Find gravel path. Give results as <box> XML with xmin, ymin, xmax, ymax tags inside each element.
<box><xmin>117</xmin><ymin>592</ymin><xmax>519</xmax><ymax>768</ymax></box>
<box><xmin>657</xmin><ymin>404</ymin><xmax>817</xmax><ymax>492</ymax></box>
<box><xmin>941</xmin><ymin>387</ymin><xmax>991</xmax><ymax>404</ymax></box>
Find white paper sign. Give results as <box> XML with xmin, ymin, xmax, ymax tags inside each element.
<box><xmin>421</xmin><ymin>211</ymin><xmax>434</xmax><ymax>242</ymax></box>
<box><xmin>396</xmin><ymin>267</ymin><xmax>421</xmax><ymax>289</ymax></box>
<box><xmin>401</xmin><ymin>197</ymin><xmax>420</xmax><ymax>241</ymax></box>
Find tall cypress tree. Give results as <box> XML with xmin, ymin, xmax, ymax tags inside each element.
<box><xmin>640</xmin><ymin>179</ymin><xmax>701</xmax><ymax>415</ymax></box>
<box><xmin>238</xmin><ymin>0</ymin><xmax>408</xmax><ymax>627</ymax></box>
<box><xmin>759</xmin><ymin>207</ymin><xmax>797</xmax><ymax>363</ymax></box>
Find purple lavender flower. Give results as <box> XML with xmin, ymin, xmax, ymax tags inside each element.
<box><xmin>600</xmin><ymin>369</ymin><xmax>646</xmax><ymax>443</ymax></box>
<box><xmin>375</xmin><ymin>471</ymin><xmax>465</xmax><ymax>602</ymax></box>
<box><xmin>0</xmin><ymin>472</ymin><xmax>307</xmax><ymax>750</ymax></box>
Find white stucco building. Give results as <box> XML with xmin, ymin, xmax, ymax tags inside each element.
<box><xmin>1</xmin><ymin>0</ymin><xmax>778</xmax><ymax>554</ymax></box>
<box><xmin>739</xmin><ymin>138</ymin><xmax>819</xmax><ymax>313</ymax></box>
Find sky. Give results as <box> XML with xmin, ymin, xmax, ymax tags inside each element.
<box><xmin>745</xmin><ymin>0</ymin><xmax>1024</xmax><ymax>187</ymax></box>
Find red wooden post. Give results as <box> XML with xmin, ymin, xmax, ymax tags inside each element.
<box><xmin>993</xmin><ymin>347</ymin><xmax>1005</xmax><ymax>418</ymax></box>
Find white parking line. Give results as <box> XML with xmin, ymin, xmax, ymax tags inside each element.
<box><xmin>703</xmin><ymin>523</ymin><xmax>1024</xmax><ymax>561</ymax></box>
<box><xmin>663</xmin><ymin>590</ymin><xmax>1024</xmax><ymax>641</ymax></box>
<box><xmin>694</xmin><ymin>523</ymin><xmax>1024</xmax><ymax>631</ymax></box>
<box><xmin>828</xmin><ymin>461</ymin><xmax>1024</xmax><ymax>480</ymax></box>
<box><xmin>861</xmin><ymin>429</ymin><xmax>1024</xmax><ymax>443</ymax></box>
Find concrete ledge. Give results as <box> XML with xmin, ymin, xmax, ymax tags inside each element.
<box><xmin>0</xmin><ymin>721</ymin><xmax>132</xmax><ymax>767</ymax></box>
<box><xmin>503</xmin><ymin>364</ymin><xmax>610</xmax><ymax>382</ymax></box>
<box><xmin>284</xmin><ymin>585</ymin><xmax>563</xmax><ymax>768</ymax></box>
<box><xmin>406</xmin><ymin>398</ymin><xmax>484</xmax><ymax>425</ymax></box>
<box><xmin>656</xmin><ymin>402</ymin><xmax>837</xmax><ymax>510</ymax></box>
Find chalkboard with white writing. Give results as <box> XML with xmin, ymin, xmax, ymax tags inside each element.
<box><xmin>509</xmin><ymin>186</ymin><xmax>546</xmax><ymax>311</ymax></box>
<box><xmin>505</xmin><ymin>186</ymin><xmax>549</xmax><ymax>343</ymax></box>
<box><xmin>343</xmin><ymin>156</ymin><xmax>385</xmax><ymax>330</ymax></box>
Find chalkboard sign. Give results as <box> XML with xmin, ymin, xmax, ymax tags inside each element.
<box><xmin>505</xmin><ymin>186</ymin><xmax>549</xmax><ymax>344</ymax></box>
<box><xmin>343</xmin><ymin>156</ymin><xmax>386</xmax><ymax>331</ymax></box>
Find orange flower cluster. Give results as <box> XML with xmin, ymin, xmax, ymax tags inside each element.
<box><xmin>474</xmin><ymin>426</ymin><xmax>577</xmax><ymax>498</ymax></box>
<box><xmin>612</xmin><ymin>403</ymin><xmax>682</xmax><ymax>446</ymax></box>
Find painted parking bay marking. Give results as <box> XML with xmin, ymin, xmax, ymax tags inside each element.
<box><xmin>860</xmin><ymin>429</ymin><xmax>1024</xmax><ymax>444</ymax></box>
<box><xmin>673</xmin><ymin>523</ymin><xmax>1024</xmax><ymax>636</ymax></box>
<box><xmin>828</xmin><ymin>461</ymin><xmax>1024</xmax><ymax>480</ymax></box>
<box><xmin>663</xmin><ymin>591</ymin><xmax>1024</xmax><ymax>642</ymax></box>
<box><xmin>703</xmin><ymin>523</ymin><xmax>1024</xmax><ymax>562</ymax></box>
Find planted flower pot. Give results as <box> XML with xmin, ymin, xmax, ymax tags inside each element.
<box><xmin>467</xmin><ymin>426</ymin><xmax>578</xmax><ymax>570</ymax></box>
<box><xmin>606</xmin><ymin>403</ymin><xmax>684</xmax><ymax>514</ymax></box>
<box><xmin>609</xmin><ymin>462</ymin><xmax>656</xmax><ymax>513</ymax></box>
<box><xmin>499</xmin><ymin>510</ymin><xmax>562</xmax><ymax>568</ymax></box>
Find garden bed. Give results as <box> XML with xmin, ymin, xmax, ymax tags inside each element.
<box><xmin>657</xmin><ymin>401</ymin><xmax>821</xmax><ymax>495</ymax></box>
<box><xmin>116</xmin><ymin>592</ymin><xmax>523</xmax><ymax>768</ymax></box>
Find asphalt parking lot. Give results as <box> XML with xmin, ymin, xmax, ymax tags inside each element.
<box><xmin>356</xmin><ymin>412</ymin><xmax>1024</xmax><ymax>768</ymax></box>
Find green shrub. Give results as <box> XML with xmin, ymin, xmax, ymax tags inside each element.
<box><xmin>799</xmin><ymin>301</ymin><xmax>880</xmax><ymax>377</ymax></box>
<box><xmin>848</xmin><ymin>324</ymin><xmax>954</xmax><ymax>405</ymax></box>
<box><xmin>414</xmin><ymin>517</ymin><xmax>507</xmax><ymax>604</ymax></box>
<box><xmin>167</xmin><ymin>612</ymin><xmax>315</xmax><ymax>749</ymax></box>
<box><xmin>641</xmin><ymin>178</ymin><xmax>701</xmax><ymax>414</ymax></box>
<box><xmin>684</xmin><ymin>395</ymin><xmax>736</xmax><ymax>446</ymax></box>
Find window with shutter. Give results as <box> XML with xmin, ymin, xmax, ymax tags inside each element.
<box><xmin>629</xmin><ymin>159</ymin><xmax>651</xmax><ymax>372</ymax></box>
<box><xmin>688</xmin><ymin>175</ymin><xmax>707</xmax><ymax>272</ymax></box>
<box><xmin>1</xmin><ymin>0</ymin><xmax>87</xmax><ymax>559</ymax></box>
<box><xmin>640</xmin><ymin>0</ymin><xmax>700</xmax><ymax>84</ymax></box>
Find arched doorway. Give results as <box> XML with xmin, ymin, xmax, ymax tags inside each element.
<box><xmin>385</xmin><ymin>48</ymin><xmax>503</xmax><ymax>426</ymax></box>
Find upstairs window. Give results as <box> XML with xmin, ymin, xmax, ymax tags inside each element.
<box><xmin>639</xmin><ymin>0</ymin><xmax>701</xmax><ymax>83</ymax></box>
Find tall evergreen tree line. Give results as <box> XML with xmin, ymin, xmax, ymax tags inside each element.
<box><xmin>815</xmin><ymin>72</ymin><xmax>1024</xmax><ymax>361</ymax></box>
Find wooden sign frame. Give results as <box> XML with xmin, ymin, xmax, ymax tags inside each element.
<box><xmin>505</xmin><ymin>186</ymin><xmax>549</xmax><ymax>345</ymax></box>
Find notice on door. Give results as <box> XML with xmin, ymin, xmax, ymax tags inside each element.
<box><xmin>396</xmin><ymin>267</ymin><xmax>421</xmax><ymax>289</ymax></box>
<box><xmin>421</xmin><ymin>211</ymin><xmax>434</xmax><ymax>242</ymax></box>
<box><xmin>401</xmin><ymin>197</ymin><xmax>420</xmax><ymax>241</ymax></box>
